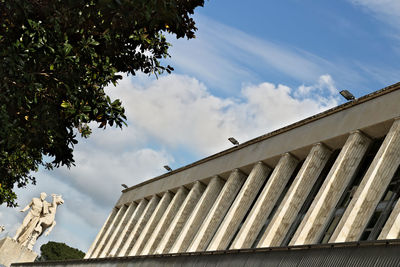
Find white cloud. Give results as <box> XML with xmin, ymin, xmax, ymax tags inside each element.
<box><xmin>349</xmin><ymin>0</ymin><xmax>400</xmax><ymax>29</ymax></box>
<box><xmin>237</xmin><ymin>80</ymin><xmax>338</xmax><ymax>133</ymax></box>
<box><xmin>107</xmin><ymin>73</ymin><xmax>339</xmax><ymax>156</ymax></box>
<box><xmin>294</xmin><ymin>74</ymin><xmax>340</xmax><ymax>107</ymax></box>
<box><xmin>55</xmin><ymin>146</ymin><xmax>172</xmax><ymax>206</ymax></box>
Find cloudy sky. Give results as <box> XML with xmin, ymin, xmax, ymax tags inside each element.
<box><xmin>1</xmin><ymin>0</ymin><xmax>400</xmax><ymax>254</ymax></box>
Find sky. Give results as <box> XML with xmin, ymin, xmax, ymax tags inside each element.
<box><xmin>1</xmin><ymin>0</ymin><xmax>400</xmax><ymax>254</ymax></box>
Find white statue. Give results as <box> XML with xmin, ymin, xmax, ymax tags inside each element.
<box><xmin>26</xmin><ymin>194</ymin><xmax>64</xmax><ymax>250</ymax></box>
<box><xmin>13</xmin><ymin>192</ymin><xmax>50</xmax><ymax>245</ymax></box>
<box><xmin>13</xmin><ymin>193</ymin><xmax>63</xmax><ymax>250</ymax></box>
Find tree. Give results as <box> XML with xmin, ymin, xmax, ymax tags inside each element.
<box><xmin>37</xmin><ymin>241</ymin><xmax>85</xmax><ymax>261</ymax></box>
<box><xmin>0</xmin><ymin>0</ymin><xmax>204</xmax><ymax>206</ymax></box>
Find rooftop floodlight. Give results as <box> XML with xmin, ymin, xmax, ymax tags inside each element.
<box><xmin>164</xmin><ymin>165</ymin><xmax>172</xmax><ymax>172</ymax></box>
<box><xmin>228</xmin><ymin>137</ymin><xmax>239</xmax><ymax>146</ymax></box>
<box><xmin>121</xmin><ymin>184</ymin><xmax>128</xmax><ymax>189</ymax></box>
<box><xmin>340</xmin><ymin>90</ymin><xmax>355</xmax><ymax>101</ymax></box>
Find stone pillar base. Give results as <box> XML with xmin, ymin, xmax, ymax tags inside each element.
<box><xmin>0</xmin><ymin>237</ymin><xmax>37</xmax><ymax>267</ymax></box>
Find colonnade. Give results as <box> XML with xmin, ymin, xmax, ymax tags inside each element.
<box><xmin>85</xmin><ymin>119</ymin><xmax>400</xmax><ymax>259</ymax></box>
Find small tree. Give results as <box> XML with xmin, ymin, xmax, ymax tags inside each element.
<box><xmin>0</xmin><ymin>0</ymin><xmax>204</xmax><ymax>206</ymax></box>
<box><xmin>37</xmin><ymin>241</ymin><xmax>85</xmax><ymax>261</ymax></box>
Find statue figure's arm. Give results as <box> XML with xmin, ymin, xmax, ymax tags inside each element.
<box><xmin>20</xmin><ymin>201</ymin><xmax>32</xmax><ymax>212</ymax></box>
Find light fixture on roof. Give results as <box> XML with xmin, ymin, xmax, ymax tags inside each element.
<box><xmin>340</xmin><ymin>90</ymin><xmax>355</xmax><ymax>101</ymax></box>
<box><xmin>121</xmin><ymin>184</ymin><xmax>128</xmax><ymax>189</ymax></box>
<box><xmin>228</xmin><ymin>137</ymin><xmax>239</xmax><ymax>146</ymax></box>
<box><xmin>164</xmin><ymin>165</ymin><xmax>172</xmax><ymax>172</ymax></box>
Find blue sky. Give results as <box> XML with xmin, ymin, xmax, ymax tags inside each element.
<box><xmin>176</xmin><ymin>0</ymin><xmax>400</xmax><ymax>95</ymax></box>
<box><xmin>1</xmin><ymin>0</ymin><xmax>399</xmax><ymax>254</ymax></box>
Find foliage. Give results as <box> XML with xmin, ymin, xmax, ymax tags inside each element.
<box><xmin>0</xmin><ymin>0</ymin><xmax>204</xmax><ymax>206</ymax></box>
<box><xmin>37</xmin><ymin>241</ymin><xmax>85</xmax><ymax>261</ymax></box>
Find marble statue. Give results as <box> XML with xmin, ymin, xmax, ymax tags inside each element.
<box><xmin>26</xmin><ymin>194</ymin><xmax>64</xmax><ymax>250</ymax></box>
<box><xmin>13</xmin><ymin>193</ymin><xmax>63</xmax><ymax>250</ymax></box>
<box><xmin>13</xmin><ymin>192</ymin><xmax>49</xmax><ymax>245</ymax></box>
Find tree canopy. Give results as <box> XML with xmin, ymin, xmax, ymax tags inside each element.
<box><xmin>37</xmin><ymin>241</ymin><xmax>85</xmax><ymax>261</ymax></box>
<box><xmin>0</xmin><ymin>0</ymin><xmax>204</xmax><ymax>206</ymax></box>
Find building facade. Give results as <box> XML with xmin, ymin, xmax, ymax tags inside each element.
<box><xmin>85</xmin><ymin>82</ymin><xmax>400</xmax><ymax>259</ymax></box>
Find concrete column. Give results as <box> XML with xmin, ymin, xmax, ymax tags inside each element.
<box><xmin>140</xmin><ymin>186</ymin><xmax>188</xmax><ymax>255</ymax></box>
<box><xmin>117</xmin><ymin>196</ymin><xmax>159</xmax><ymax>256</ymax></box>
<box><xmin>91</xmin><ymin>204</ymin><xmax>128</xmax><ymax>258</ymax></box>
<box><xmin>230</xmin><ymin>153</ymin><xmax>298</xmax><ymax>249</ymax></box>
<box><xmin>378</xmin><ymin>199</ymin><xmax>400</xmax><ymax>240</ymax></box>
<box><xmin>108</xmin><ymin>198</ymin><xmax>148</xmax><ymax>257</ymax></box>
<box><xmin>208</xmin><ymin>162</ymin><xmax>271</xmax><ymax>251</ymax></box>
<box><xmin>99</xmin><ymin>202</ymin><xmax>138</xmax><ymax>257</ymax></box>
<box><xmin>291</xmin><ymin>131</ymin><xmax>372</xmax><ymax>245</ymax></box>
<box><xmin>129</xmin><ymin>191</ymin><xmax>173</xmax><ymax>256</ymax></box>
<box><xmin>330</xmin><ymin>119</ymin><xmax>400</xmax><ymax>243</ymax></box>
<box><xmin>258</xmin><ymin>143</ymin><xmax>332</xmax><ymax>248</ymax></box>
<box><xmin>155</xmin><ymin>181</ymin><xmax>206</xmax><ymax>254</ymax></box>
<box><xmin>170</xmin><ymin>176</ymin><xmax>225</xmax><ymax>253</ymax></box>
<box><xmin>85</xmin><ymin>208</ymin><xmax>118</xmax><ymax>258</ymax></box>
<box><xmin>187</xmin><ymin>169</ymin><xmax>246</xmax><ymax>252</ymax></box>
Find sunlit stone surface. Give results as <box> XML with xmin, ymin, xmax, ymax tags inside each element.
<box><xmin>187</xmin><ymin>170</ymin><xmax>246</xmax><ymax>252</ymax></box>
<box><xmin>258</xmin><ymin>143</ymin><xmax>331</xmax><ymax>248</ymax></box>
<box><xmin>208</xmin><ymin>162</ymin><xmax>271</xmax><ymax>251</ymax></box>
<box><xmin>231</xmin><ymin>153</ymin><xmax>298</xmax><ymax>249</ymax></box>
<box><xmin>291</xmin><ymin>131</ymin><xmax>371</xmax><ymax>245</ymax></box>
<box><xmin>330</xmin><ymin>119</ymin><xmax>400</xmax><ymax>243</ymax></box>
<box><xmin>170</xmin><ymin>176</ymin><xmax>225</xmax><ymax>253</ymax></box>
